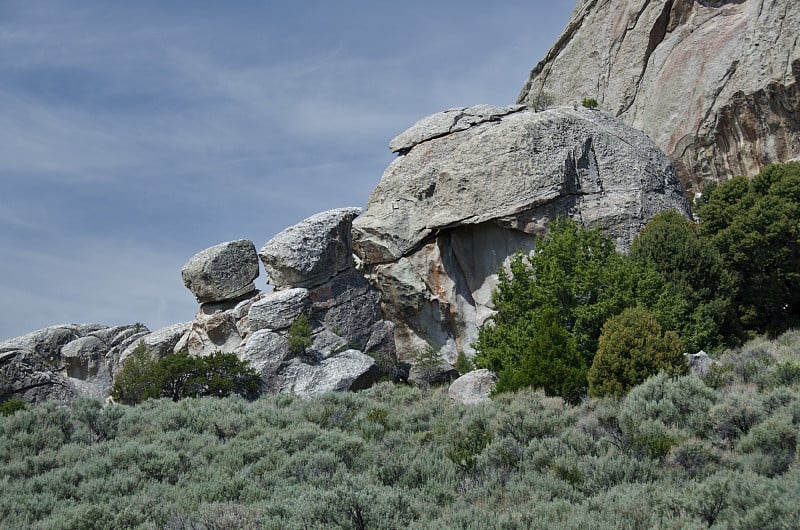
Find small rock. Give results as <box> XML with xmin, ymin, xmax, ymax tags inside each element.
<box><xmin>685</xmin><ymin>350</ymin><xmax>716</xmax><ymax>378</ymax></box>
<box><xmin>448</xmin><ymin>369</ymin><xmax>497</xmax><ymax>405</ymax></box>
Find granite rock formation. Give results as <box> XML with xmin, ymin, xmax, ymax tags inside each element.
<box><xmin>0</xmin><ymin>323</ymin><xmax>157</xmax><ymax>403</ymax></box>
<box><xmin>518</xmin><ymin>0</ymin><xmax>800</xmax><ymax>192</ymax></box>
<box><xmin>169</xmin><ymin>209</ymin><xmax>394</xmax><ymax>398</ymax></box>
<box><xmin>352</xmin><ymin>104</ymin><xmax>691</xmax><ymax>364</ymax></box>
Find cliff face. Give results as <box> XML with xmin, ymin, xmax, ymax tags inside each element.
<box><xmin>518</xmin><ymin>0</ymin><xmax>800</xmax><ymax>192</ymax></box>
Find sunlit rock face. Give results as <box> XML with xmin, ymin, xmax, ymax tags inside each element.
<box><xmin>517</xmin><ymin>0</ymin><xmax>800</xmax><ymax>193</ymax></box>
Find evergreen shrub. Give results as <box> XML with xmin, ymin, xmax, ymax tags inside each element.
<box><xmin>588</xmin><ymin>306</ymin><xmax>686</xmax><ymax>398</ymax></box>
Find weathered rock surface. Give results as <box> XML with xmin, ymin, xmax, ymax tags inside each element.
<box><xmin>238</xmin><ymin>329</ymin><xmax>291</xmax><ymax>385</ymax></box>
<box><xmin>168</xmin><ymin>208</ymin><xmax>397</xmax><ymax>397</ymax></box>
<box><xmin>259</xmin><ymin>208</ymin><xmax>362</xmax><ymax>289</ymax></box>
<box><xmin>176</xmin><ymin>291</ymin><xmax>265</xmax><ymax>358</ymax></box>
<box><xmin>353</xmin><ymin>105</ymin><xmax>691</xmax><ymax>361</ymax></box>
<box><xmin>181</xmin><ymin>240</ymin><xmax>259</xmax><ymax>303</ymax></box>
<box><xmin>308</xmin><ymin>269</ymin><xmax>383</xmax><ymax>353</ymax></box>
<box><xmin>389</xmin><ymin>104</ymin><xmax>526</xmax><ymax>153</ymax></box>
<box><xmin>248</xmin><ymin>288</ymin><xmax>310</xmax><ymax>332</ymax></box>
<box><xmin>273</xmin><ymin>350</ymin><xmax>379</xmax><ymax>398</ymax></box>
<box><xmin>116</xmin><ymin>322</ymin><xmax>191</xmax><ymax>371</ymax></box>
<box><xmin>0</xmin><ymin>323</ymin><xmax>150</xmax><ymax>403</ymax></box>
<box><xmin>517</xmin><ymin>0</ymin><xmax>800</xmax><ymax>191</ymax></box>
<box><xmin>448</xmin><ymin>369</ymin><xmax>497</xmax><ymax>405</ymax></box>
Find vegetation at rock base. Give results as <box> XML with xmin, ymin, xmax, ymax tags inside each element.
<box><xmin>413</xmin><ymin>345</ymin><xmax>445</xmax><ymax>390</ymax></box>
<box><xmin>474</xmin><ymin>161</ymin><xmax>800</xmax><ymax>404</ymax></box>
<box><xmin>111</xmin><ymin>342</ymin><xmax>261</xmax><ymax>405</ymax></box>
<box><xmin>0</xmin><ymin>398</ymin><xmax>25</xmax><ymax>417</ymax></box>
<box><xmin>453</xmin><ymin>350</ymin><xmax>474</xmax><ymax>375</ymax></box>
<box><xmin>2</xmin><ymin>330</ymin><xmax>799</xmax><ymax>528</ymax></box>
<box><xmin>474</xmin><ymin>217</ymin><xmax>631</xmax><ymax>403</ymax></box>
<box><xmin>581</xmin><ymin>97</ymin><xmax>598</xmax><ymax>109</ymax></box>
<box><xmin>629</xmin><ymin>210</ymin><xmax>737</xmax><ymax>352</ymax></box>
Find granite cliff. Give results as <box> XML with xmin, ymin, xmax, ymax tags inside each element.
<box><xmin>518</xmin><ymin>0</ymin><xmax>800</xmax><ymax>192</ymax></box>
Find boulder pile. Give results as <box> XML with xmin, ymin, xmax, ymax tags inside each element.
<box><xmin>174</xmin><ymin>207</ymin><xmax>396</xmax><ymax>399</ymax></box>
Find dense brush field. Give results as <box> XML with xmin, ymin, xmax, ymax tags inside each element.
<box><xmin>2</xmin><ymin>331</ymin><xmax>800</xmax><ymax>529</ymax></box>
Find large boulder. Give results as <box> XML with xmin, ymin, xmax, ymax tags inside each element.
<box><xmin>238</xmin><ymin>329</ymin><xmax>292</xmax><ymax>386</ymax></box>
<box><xmin>238</xmin><ymin>332</ymin><xmax>379</xmax><ymax>398</ymax></box>
<box><xmin>181</xmin><ymin>240</ymin><xmax>260</xmax><ymax>303</ymax></box>
<box><xmin>352</xmin><ymin>105</ymin><xmax>691</xmax><ymax>362</ymax></box>
<box><xmin>0</xmin><ymin>323</ymin><xmax>150</xmax><ymax>404</ymax></box>
<box><xmin>258</xmin><ymin>207</ymin><xmax>362</xmax><ymax>289</ymax></box>
<box><xmin>517</xmin><ymin>0</ymin><xmax>800</xmax><ymax>192</ymax></box>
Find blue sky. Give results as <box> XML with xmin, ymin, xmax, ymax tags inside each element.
<box><xmin>0</xmin><ymin>1</ymin><xmax>575</xmax><ymax>340</ymax></box>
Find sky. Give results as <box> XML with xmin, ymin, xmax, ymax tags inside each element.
<box><xmin>0</xmin><ymin>0</ymin><xmax>575</xmax><ymax>341</ymax></box>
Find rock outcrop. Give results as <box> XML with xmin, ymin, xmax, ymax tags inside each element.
<box><xmin>181</xmin><ymin>240</ymin><xmax>260</xmax><ymax>303</ymax></box>
<box><xmin>235</xmin><ymin>209</ymin><xmax>393</xmax><ymax>397</ymax></box>
<box><xmin>0</xmin><ymin>323</ymin><xmax>154</xmax><ymax>403</ymax></box>
<box><xmin>171</xmin><ymin>209</ymin><xmax>394</xmax><ymax>398</ymax></box>
<box><xmin>517</xmin><ymin>0</ymin><xmax>800</xmax><ymax>192</ymax></box>
<box><xmin>353</xmin><ymin>105</ymin><xmax>691</xmax><ymax>363</ymax></box>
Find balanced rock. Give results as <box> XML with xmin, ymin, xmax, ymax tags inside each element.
<box><xmin>352</xmin><ymin>105</ymin><xmax>691</xmax><ymax>362</ymax></box>
<box><xmin>448</xmin><ymin>369</ymin><xmax>497</xmax><ymax>405</ymax></box>
<box><xmin>517</xmin><ymin>0</ymin><xmax>800</xmax><ymax>191</ymax></box>
<box><xmin>181</xmin><ymin>240</ymin><xmax>259</xmax><ymax>303</ymax></box>
<box><xmin>259</xmin><ymin>207</ymin><xmax>362</xmax><ymax>289</ymax></box>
